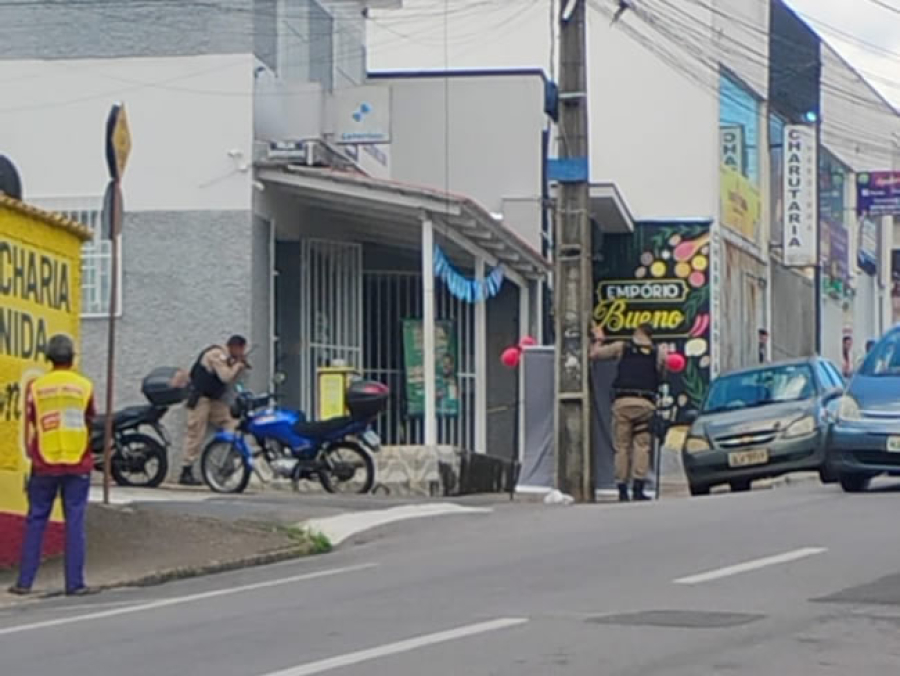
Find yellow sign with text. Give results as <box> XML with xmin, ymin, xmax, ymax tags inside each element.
<box><xmin>720</xmin><ymin>165</ymin><xmax>761</xmax><ymax>241</ymax></box>
<box><xmin>0</xmin><ymin>196</ymin><xmax>88</xmax><ymax>517</ymax></box>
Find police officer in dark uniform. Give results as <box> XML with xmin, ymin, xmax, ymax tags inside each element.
<box><xmin>591</xmin><ymin>322</ymin><xmax>667</xmax><ymax>502</ymax></box>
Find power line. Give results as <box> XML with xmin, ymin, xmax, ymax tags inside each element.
<box><xmin>862</xmin><ymin>0</ymin><xmax>900</xmax><ymax>16</ymax></box>
<box><xmin>587</xmin><ymin>0</ymin><xmax>900</xmax><ymax>161</ymax></box>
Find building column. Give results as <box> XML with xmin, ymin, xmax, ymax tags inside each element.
<box><xmin>517</xmin><ymin>281</ymin><xmax>531</xmax><ymax>461</ymax></box>
<box><xmin>475</xmin><ymin>258</ymin><xmax>488</xmax><ymax>454</ymax></box>
<box><xmin>535</xmin><ymin>279</ymin><xmax>545</xmax><ymax>344</ymax></box>
<box><xmin>421</xmin><ymin>215</ymin><xmax>438</xmax><ymax>447</ymax></box>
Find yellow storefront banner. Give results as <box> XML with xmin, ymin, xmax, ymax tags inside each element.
<box><xmin>0</xmin><ymin>195</ymin><xmax>90</xmax><ymax>517</ymax></box>
<box><xmin>720</xmin><ymin>165</ymin><xmax>761</xmax><ymax>241</ymax></box>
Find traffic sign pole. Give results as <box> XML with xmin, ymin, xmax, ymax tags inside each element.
<box><xmin>101</xmin><ymin>103</ymin><xmax>130</xmax><ymax>506</ymax></box>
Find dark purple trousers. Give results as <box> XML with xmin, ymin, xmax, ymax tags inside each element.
<box><xmin>16</xmin><ymin>473</ymin><xmax>90</xmax><ymax>593</ymax></box>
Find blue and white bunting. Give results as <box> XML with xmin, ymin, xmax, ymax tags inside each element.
<box><xmin>433</xmin><ymin>244</ymin><xmax>505</xmax><ymax>303</ymax></box>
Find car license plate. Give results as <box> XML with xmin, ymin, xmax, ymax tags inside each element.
<box><xmin>362</xmin><ymin>430</ymin><xmax>381</xmax><ymax>450</ymax></box>
<box><xmin>728</xmin><ymin>449</ymin><xmax>769</xmax><ymax>468</ymax></box>
<box><xmin>887</xmin><ymin>437</ymin><xmax>900</xmax><ymax>453</ymax></box>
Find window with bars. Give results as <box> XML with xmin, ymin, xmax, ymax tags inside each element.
<box><xmin>28</xmin><ymin>196</ymin><xmax>121</xmax><ymax>317</ymax></box>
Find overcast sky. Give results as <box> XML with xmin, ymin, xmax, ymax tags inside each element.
<box><xmin>367</xmin><ymin>0</ymin><xmax>900</xmax><ymax>108</ymax></box>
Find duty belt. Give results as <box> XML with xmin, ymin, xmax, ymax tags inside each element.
<box><xmin>614</xmin><ymin>389</ymin><xmax>657</xmax><ymax>402</ymax></box>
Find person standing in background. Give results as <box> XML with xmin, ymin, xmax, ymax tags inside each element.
<box><xmin>758</xmin><ymin>329</ymin><xmax>769</xmax><ymax>364</ymax></box>
<box><xmin>8</xmin><ymin>335</ymin><xmax>95</xmax><ymax>596</ymax></box>
<box><xmin>842</xmin><ymin>334</ymin><xmax>855</xmax><ymax>379</ymax></box>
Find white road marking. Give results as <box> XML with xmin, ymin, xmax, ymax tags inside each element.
<box><xmin>89</xmin><ymin>486</ymin><xmax>213</xmax><ymax>505</ymax></box>
<box><xmin>303</xmin><ymin>503</ymin><xmax>492</xmax><ymax>546</ymax></box>
<box><xmin>259</xmin><ymin>617</ymin><xmax>529</xmax><ymax>676</ymax></box>
<box><xmin>0</xmin><ymin>563</ymin><xmax>376</xmax><ymax>637</ymax></box>
<box><xmin>674</xmin><ymin>547</ymin><xmax>827</xmax><ymax>585</ymax></box>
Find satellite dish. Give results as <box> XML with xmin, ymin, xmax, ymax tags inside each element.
<box><xmin>0</xmin><ymin>155</ymin><xmax>23</xmax><ymax>200</ymax></box>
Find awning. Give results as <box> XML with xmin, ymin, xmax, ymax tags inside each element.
<box><xmin>256</xmin><ymin>163</ymin><xmax>549</xmax><ymax>285</ymax></box>
<box><xmin>589</xmin><ymin>182</ymin><xmax>635</xmax><ymax>234</ymax></box>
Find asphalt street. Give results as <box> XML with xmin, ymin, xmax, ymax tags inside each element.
<box><xmin>4</xmin><ymin>481</ymin><xmax>900</xmax><ymax>675</ymax></box>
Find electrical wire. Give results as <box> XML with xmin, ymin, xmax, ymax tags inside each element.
<box><xmin>587</xmin><ymin>0</ymin><xmax>900</xmax><ymax>160</ymax></box>
<box><xmin>0</xmin><ymin>0</ymin><xmax>541</xmax><ymax>112</ymax></box>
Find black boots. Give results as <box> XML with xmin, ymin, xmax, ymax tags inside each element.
<box><xmin>618</xmin><ymin>480</ymin><xmax>651</xmax><ymax>502</ymax></box>
<box><xmin>633</xmin><ymin>479</ymin><xmax>651</xmax><ymax>501</ymax></box>
<box><xmin>179</xmin><ymin>466</ymin><xmax>201</xmax><ymax>487</ymax></box>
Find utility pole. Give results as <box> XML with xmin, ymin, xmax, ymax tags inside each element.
<box><xmin>554</xmin><ymin>0</ymin><xmax>593</xmax><ymax>502</ymax></box>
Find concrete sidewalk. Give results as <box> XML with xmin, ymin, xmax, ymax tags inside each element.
<box><xmin>0</xmin><ymin>502</ymin><xmax>319</xmax><ymax>605</ymax></box>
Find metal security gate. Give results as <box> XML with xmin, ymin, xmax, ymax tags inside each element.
<box><xmin>363</xmin><ymin>271</ymin><xmax>476</xmax><ymax>451</ymax></box>
<box><xmin>299</xmin><ymin>239</ymin><xmax>363</xmax><ymax>416</ymax></box>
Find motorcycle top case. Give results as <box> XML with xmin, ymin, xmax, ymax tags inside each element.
<box><xmin>346</xmin><ymin>380</ymin><xmax>389</xmax><ymax>420</ymax></box>
<box><xmin>142</xmin><ymin>366</ymin><xmax>189</xmax><ymax>406</ymax></box>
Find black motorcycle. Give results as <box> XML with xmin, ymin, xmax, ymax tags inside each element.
<box><xmin>91</xmin><ymin>367</ymin><xmax>188</xmax><ymax>488</ymax></box>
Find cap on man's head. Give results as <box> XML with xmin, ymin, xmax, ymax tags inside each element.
<box><xmin>227</xmin><ymin>335</ymin><xmax>247</xmax><ymax>348</ymax></box>
<box><xmin>45</xmin><ymin>334</ymin><xmax>75</xmax><ymax>365</ymax></box>
<box><xmin>759</xmin><ymin>328</ymin><xmax>769</xmax><ymax>336</ymax></box>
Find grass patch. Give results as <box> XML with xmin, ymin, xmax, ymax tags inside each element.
<box><xmin>276</xmin><ymin>524</ymin><xmax>333</xmax><ymax>554</ymax></box>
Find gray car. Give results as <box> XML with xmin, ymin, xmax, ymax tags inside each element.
<box><xmin>682</xmin><ymin>358</ymin><xmax>844</xmax><ymax>496</ymax></box>
<box><xmin>828</xmin><ymin>327</ymin><xmax>900</xmax><ymax>492</ymax></box>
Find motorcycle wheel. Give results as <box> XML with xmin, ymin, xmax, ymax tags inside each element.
<box><xmin>111</xmin><ymin>433</ymin><xmax>169</xmax><ymax>488</ymax></box>
<box><xmin>201</xmin><ymin>440</ymin><xmax>251</xmax><ymax>494</ymax></box>
<box><xmin>319</xmin><ymin>442</ymin><xmax>375</xmax><ymax>495</ymax></box>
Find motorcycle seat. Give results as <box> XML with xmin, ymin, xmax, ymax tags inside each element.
<box><xmin>92</xmin><ymin>405</ymin><xmax>158</xmax><ymax>431</ymax></box>
<box><xmin>293</xmin><ymin>416</ymin><xmax>354</xmax><ymax>440</ymax></box>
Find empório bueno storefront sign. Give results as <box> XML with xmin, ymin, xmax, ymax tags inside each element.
<box><xmin>593</xmin><ymin>222</ymin><xmax>712</xmax><ymax>422</ymax></box>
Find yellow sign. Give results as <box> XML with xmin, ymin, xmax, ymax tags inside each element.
<box><xmin>0</xmin><ymin>196</ymin><xmax>89</xmax><ymax>519</ymax></box>
<box><xmin>720</xmin><ymin>165</ymin><xmax>760</xmax><ymax>241</ymax></box>
<box><xmin>317</xmin><ymin>366</ymin><xmax>359</xmax><ymax>420</ymax></box>
<box><xmin>106</xmin><ymin>103</ymin><xmax>132</xmax><ymax>181</ymax></box>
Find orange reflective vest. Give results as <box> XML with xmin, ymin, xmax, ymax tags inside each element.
<box><xmin>31</xmin><ymin>370</ymin><xmax>93</xmax><ymax>466</ymax></box>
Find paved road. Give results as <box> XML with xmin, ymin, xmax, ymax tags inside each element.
<box><xmin>5</xmin><ymin>481</ymin><xmax>900</xmax><ymax>675</ymax></box>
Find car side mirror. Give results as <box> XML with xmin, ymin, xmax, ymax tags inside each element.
<box><xmin>823</xmin><ymin>387</ymin><xmax>843</xmax><ymax>404</ymax></box>
<box><xmin>683</xmin><ymin>409</ymin><xmax>700</xmax><ymax>424</ymax></box>
<box><xmin>823</xmin><ymin>395</ymin><xmax>841</xmax><ymax>423</ymax></box>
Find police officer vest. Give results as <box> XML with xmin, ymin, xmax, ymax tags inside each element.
<box><xmin>189</xmin><ymin>346</ymin><xmax>228</xmax><ymax>400</ymax></box>
<box><xmin>31</xmin><ymin>370</ymin><xmax>92</xmax><ymax>466</ymax></box>
<box><xmin>612</xmin><ymin>342</ymin><xmax>659</xmax><ymax>399</ymax></box>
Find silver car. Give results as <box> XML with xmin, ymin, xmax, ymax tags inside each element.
<box><xmin>682</xmin><ymin>358</ymin><xmax>844</xmax><ymax>496</ymax></box>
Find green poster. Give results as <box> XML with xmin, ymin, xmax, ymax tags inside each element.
<box><xmin>402</xmin><ymin>319</ymin><xmax>459</xmax><ymax>418</ymax></box>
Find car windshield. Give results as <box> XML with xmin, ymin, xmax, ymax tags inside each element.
<box><xmin>858</xmin><ymin>332</ymin><xmax>900</xmax><ymax>377</ymax></box>
<box><xmin>703</xmin><ymin>364</ymin><xmax>815</xmax><ymax>413</ymax></box>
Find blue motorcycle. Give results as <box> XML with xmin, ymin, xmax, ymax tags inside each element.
<box><xmin>199</xmin><ymin>379</ymin><xmax>389</xmax><ymax>495</ymax></box>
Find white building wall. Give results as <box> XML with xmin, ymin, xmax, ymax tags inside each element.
<box><xmin>0</xmin><ymin>54</ymin><xmax>255</xmax><ymax>212</ymax></box>
<box><xmin>586</xmin><ymin>8</ymin><xmax>719</xmax><ymax>222</ymax></box>
<box><xmin>822</xmin><ymin>45</ymin><xmax>900</xmax><ymax>172</ymax></box>
<box><xmin>377</xmin><ymin>73</ymin><xmax>547</xmax><ymax>249</ymax></box>
<box><xmin>713</xmin><ymin>0</ymin><xmax>769</xmax><ymax>98</ymax></box>
<box><xmin>821</xmin><ymin>43</ymin><xmax>899</xmax><ymax>351</ymax></box>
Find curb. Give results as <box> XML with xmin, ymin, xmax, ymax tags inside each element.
<box><xmin>0</xmin><ymin>544</ymin><xmax>314</xmax><ymax>607</ymax></box>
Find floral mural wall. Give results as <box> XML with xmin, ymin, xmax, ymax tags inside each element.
<box><xmin>593</xmin><ymin>222</ymin><xmax>713</xmax><ymax>423</ymax></box>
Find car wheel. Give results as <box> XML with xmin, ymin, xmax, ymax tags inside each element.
<box><xmin>689</xmin><ymin>482</ymin><xmax>711</xmax><ymax>497</ymax></box>
<box><xmin>839</xmin><ymin>474</ymin><xmax>871</xmax><ymax>493</ymax></box>
<box><xmin>730</xmin><ymin>479</ymin><xmax>752</xmax><ymax>493</ymax></box>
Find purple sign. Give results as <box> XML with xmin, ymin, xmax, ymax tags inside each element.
<box><xmin>823</xmin><ymin>218</ymin><xmax>849</xmax><ymax>283</ymax></box>
<box><xmin>857</xmin><ymin>171</ymin><xmax>900</xmax><ymax>216</ymax></box>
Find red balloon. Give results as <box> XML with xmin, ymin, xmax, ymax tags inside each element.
<box><xmin>667</xmin><ymin>352</ymin><xmax>686</xmax><ymax>373</ymax></box>
<box><xmin>519</xmin><ymin>336</ymin><xmax>537</xmax><ymax>348</ymax></box>
<box><xmin>501</xmin><ymin>346</ymin><xmax>522</xmax><ymax>369</ymax></box>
